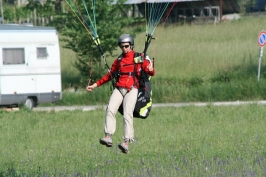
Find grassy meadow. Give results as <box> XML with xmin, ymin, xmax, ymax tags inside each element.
<box><xmin>55</xmin><ymin>16</ymin><xmax>266</xmax><ymax>106</ymax></box>
<box><xmin>1</xmin><ymin>104</ymin><xmax>266</xmax><ymax>176</ymax></box>
<box><xmin>2</xmin><ymin>16</ymin><xmax>266</xmax><ymax>176</ymax></box>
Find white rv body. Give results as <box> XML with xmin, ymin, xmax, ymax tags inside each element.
<box><xmin>0</xmin><ymin>24</ymin><xmax>62</xmax><ymax>108</ymax></box>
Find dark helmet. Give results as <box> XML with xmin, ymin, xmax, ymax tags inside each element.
<box><xmin>118</xmin><ymin>34</ymin><xmax>134</xmax><ymax>46</ymax></box>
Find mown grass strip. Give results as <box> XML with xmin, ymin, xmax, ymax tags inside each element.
<box><xmin>1</xmin><ymin>104</ymin><xmax>266</xmax><ymax>176</ymax></box>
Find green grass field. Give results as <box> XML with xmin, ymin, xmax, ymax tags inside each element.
<box><xmin>56</xmin><ymin>16</ymin><xmax>266</xmax><ymax>105</ymax></box>
<box><xmin>2</xmin><ymin>15</ymin><xmax>266</xmax><ymax>176</ymax></box>
<box><xmin>61</xmin><ymin>16</ymin><xmax>265</xmax><ymax>80</ymax></box>
<box><xmin>1</xmin><ymin>104</ymin><xmax>266</xmax><ymax>176</ymax></box>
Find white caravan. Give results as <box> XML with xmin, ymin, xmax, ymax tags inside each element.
<box><xmin>0</xmin><ymin>24</ymin><xmax>62</xmax><ymax>109</ymax></box>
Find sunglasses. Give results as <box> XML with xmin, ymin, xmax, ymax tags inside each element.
<box><xmin>120</xmin><ymin>45</ymin><xmax>130</xmax><ymax>49</ymax></box>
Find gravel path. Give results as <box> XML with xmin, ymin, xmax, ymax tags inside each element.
<box><xmin>33</xmin><ymin>100</ymin><xmax>266</xmax><ymax>112</ymax></box>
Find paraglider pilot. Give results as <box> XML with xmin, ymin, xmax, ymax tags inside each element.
<box><xmin>86</xmin><ymin>34</ymin><xmax>155</xmax><ymax>153</ymax></box>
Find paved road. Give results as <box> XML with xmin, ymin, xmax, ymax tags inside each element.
<box><xmin>33</xmin><ymin>100</ymin><xmax>266</xmax><ymax>112</ymax></box>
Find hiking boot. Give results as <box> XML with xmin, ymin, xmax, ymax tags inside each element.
<box><xmin>118</xmin><ymin>142</ymin><xmax>129</xmax><ymax>153</ymax></box>
<box><xmin>99</xmin><ymin>136</ymin><xmax>112</xmax><ymax>147</ymax></box>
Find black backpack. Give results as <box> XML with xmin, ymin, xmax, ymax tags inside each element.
<box><xmin>117</xmin><ymin>52</ymin><xmax>153</xmax><ymax>119</ymax></box>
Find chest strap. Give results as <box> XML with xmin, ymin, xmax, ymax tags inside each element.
<box><xmin>120</xmin><ymin>72</ymin><xmax>136</xmax><ymax>76</ymax></box>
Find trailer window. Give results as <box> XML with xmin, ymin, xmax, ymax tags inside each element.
<box><xmin>37</xmin><ymin>47</ymin><xmax>48</xmax><ymax>58</ymax></box>
<box><xmin>3</xmin><ymin>48</ymin><xmax>25</xmax><ymax>65</ymax></box>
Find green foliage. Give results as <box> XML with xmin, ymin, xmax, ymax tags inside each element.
<box><xmin>23</xmin><ymin>0</ymin><xmax>55</xmax><ymax>17</ymax></box>
<box><xmin>15</xmin><ymin>6</ymin><xmax>28</xmax><ymax>20</ymax></box>
<box><xmin>10</xmin><ymin>6</ymin><xmax>29</xmax><ymax>23</ymax></box>
<box><xmin>53</xmin><ymin>0</ymin><xmax>144</xmax><ymax>84</ymax></box>
<box><xmin>23</xmin><ymin>0</ymin><xmax>41</xmax><ymax>11</ymax></box>
<box><xmin>3</xmin><ymin>5</ymin><xmax>14</xmax><ymax>22</ymax></box>
<box><xmin>1</xmin><ymin>0</ymin><xmax>55</xmax><ymax>23</ymax></box>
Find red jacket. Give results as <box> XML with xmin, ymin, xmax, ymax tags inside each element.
<box><xmin>96</xmin><ymin>50</ymin><xmax>155</xmax><ymax>91</ymax></box>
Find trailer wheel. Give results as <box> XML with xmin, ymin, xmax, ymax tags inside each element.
<box><xmin>25</xmin><ymin>98</ymin><xmax>34</xmax><ymax>109</ymax></box>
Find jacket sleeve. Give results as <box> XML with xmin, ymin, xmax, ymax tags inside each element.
<box><xmin>142</xmin><ymin>55</ymin><xmax>155</xmax><ymax>76</ymax></box>
<box><xmin>96</xmin><ymin>59</ymin><xmax>119</xmax><ymax>87</ymax></box>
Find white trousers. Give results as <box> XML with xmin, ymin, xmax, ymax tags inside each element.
<box><xmin>104</xmin><ymin>87</ymin><xmax>138</xmax><ymax>141</ymax></box>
